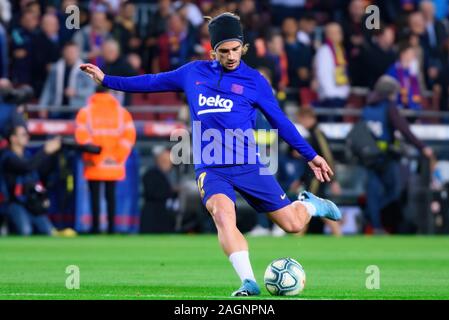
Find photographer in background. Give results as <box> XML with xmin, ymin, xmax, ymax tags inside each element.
<box><xmin>1</xmin><ymin>124</ymin><xmax>61</xmax><ymax>235</ymax></box>
<box><xmin>360</xmin><ymin>75</ymin><xmax>435</xmax><ymax>234</ymax></box>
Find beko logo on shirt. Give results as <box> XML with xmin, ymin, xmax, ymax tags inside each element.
<box><xmin>198</xmin><ymin>93</ymin><xmax>233</xmax><ymax>115</ymax></box>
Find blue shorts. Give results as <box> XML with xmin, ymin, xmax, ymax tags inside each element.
<box><xmin>195</xmin><ymin>164</ymin><xmax>291</xmax><ymax>213</ymax></box>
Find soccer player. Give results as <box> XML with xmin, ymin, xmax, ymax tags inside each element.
<box><xmin>80</xmin><ymin>12</ymin><xmax>341</xmax><ymax>296</ymax></box>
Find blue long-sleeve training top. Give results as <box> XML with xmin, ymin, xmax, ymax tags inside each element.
<box><xmin>102</xmin><ymin>60</ymin><xmax>317</xmax><ymax>170</ymax></box>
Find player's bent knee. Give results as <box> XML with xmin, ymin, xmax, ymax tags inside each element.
<box><xmin>207</xmin><ymin>201</ymin><xmax>236</xmax><ymax>227</ymax></box>
<box><xmin>206</xmin><ymin>195</ymin><xmax>235</xmax><ymax>220</ymax></box>
<box><xmin>282</xmin><ymin>222</ymin><xmax>304</xmax><ymax>234</ymax></box>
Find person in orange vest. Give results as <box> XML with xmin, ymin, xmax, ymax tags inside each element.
<box><xmin>75</xmin><ymin>86</ymin><xmax>136</xmax><ymax>234</ymax></box>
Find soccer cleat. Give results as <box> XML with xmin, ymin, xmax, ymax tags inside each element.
<box><xmin>231</xmin><ymin>279</ymin><xmax>261</xmax><ymax>297</ymax></box>
<box><xmin>299</xmin><ymin>191</ymin><xmax>342</xmax><ymax>221</ymax></box>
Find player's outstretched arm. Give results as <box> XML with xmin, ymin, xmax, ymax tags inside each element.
<box><xmin>308</xmin><ymin>155</ymin><xmax>334</xmax><ymax>182</ymax></box>
<box><xmin>80</xmin><ymin>63</ymin><xmax>104</xmax><ymax>85</ymax></box>
<box><xmin>81</xmin><ymin>62</ymin><xmax>193</xmax><ymax>93</ymax></box>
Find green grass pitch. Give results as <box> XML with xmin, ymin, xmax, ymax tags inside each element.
<box><xmin>0</xmin><ymin>235</ymin><xmax>448</xmax><ymax>300</ymax></box>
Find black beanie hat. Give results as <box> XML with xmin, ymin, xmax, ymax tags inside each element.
<box><xmin>208</xmin><ymin>13</ymin><xmax>244</xmax><ymax>50</ymax></box>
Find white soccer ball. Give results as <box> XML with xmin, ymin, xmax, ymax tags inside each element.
<box><xmin>264</xmin><ymin>257</ymin><xmax>306</xmax><ymax>296</ymax></box>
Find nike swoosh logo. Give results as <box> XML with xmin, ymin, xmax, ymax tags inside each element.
<box><xmin>280</xmin><ymin>194</ymin><xmax>286</xmax><ymax>200</ymax></box>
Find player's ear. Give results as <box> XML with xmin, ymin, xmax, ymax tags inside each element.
<box><xmin>210</xmin><ymin>50</ymin><xmax>217</xmax><ymax>60</ymax></box>
<box><xmin>242</xmin><ymin>43</ymin><xmax>249</xmax><ymax>56</ymax></box>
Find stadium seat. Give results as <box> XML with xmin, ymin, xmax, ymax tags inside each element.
<box><xmin>131</xmin><ymin>92</ymin><xmax>182</xmax><ymax>121</ymax></box>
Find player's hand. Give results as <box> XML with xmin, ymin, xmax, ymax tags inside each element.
<box><xmin>79</xmin><ymin>63</ymin><xmax>105</xmax><ymax>85</ymax></box>
<box><xmin>308</xmin><ymin>155</ymin><xmax>334</xmax><ymax>183</ymax></box>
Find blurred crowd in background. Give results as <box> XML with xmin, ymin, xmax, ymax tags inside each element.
<box><xmin>1</xmin><ymin>0</ymin><xmax>449</xmax><ymax>113</ymax></box>
<box><xmin>0</xmin><ymin>0</ymin><xmax>449</xmax><ymax>237</ymax></box>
